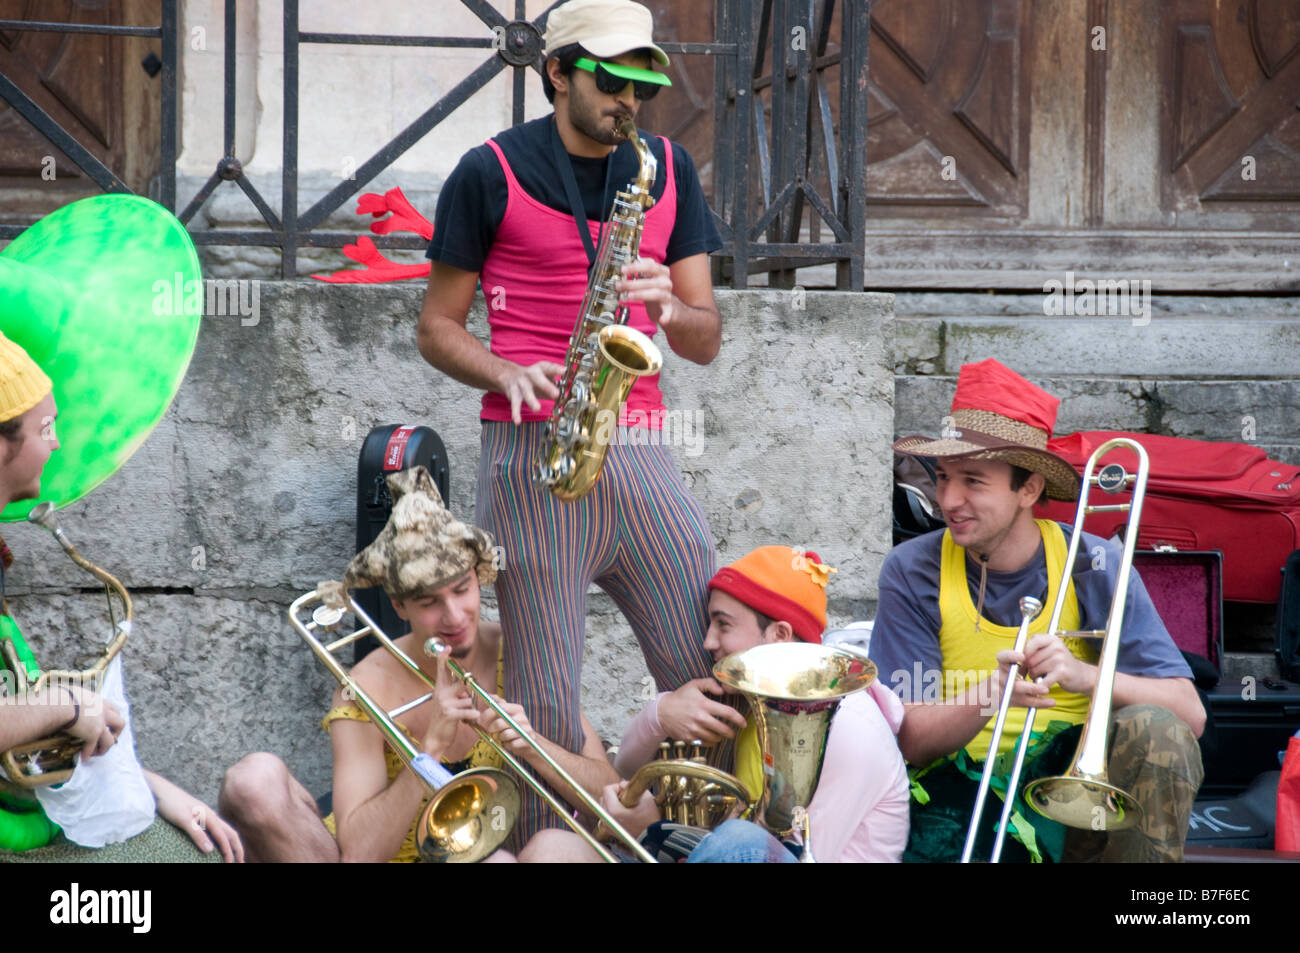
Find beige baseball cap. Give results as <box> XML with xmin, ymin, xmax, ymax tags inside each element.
<box><xmin>544</xmin><ymin>0</ymin><xmax>669</xmax><ymax>67</ymax></box>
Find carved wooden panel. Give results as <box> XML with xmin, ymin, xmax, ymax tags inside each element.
<box><xmin>1162</xmin><ymin>0</ymin><xmax>1300</xmax><ymax>225</ymax></box>
<box><xmin>0</xmin><ymin>0</ymin><xmax>124</xmax><ymax>184</ymax></box>
<box><xmin>866</xmin><ymin>0</ymin><xmax>1029</xmax><ymax>216</ymax></box>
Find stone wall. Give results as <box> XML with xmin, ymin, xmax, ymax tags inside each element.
<box><xmin>893</xmin><ymin>293</ymin><xmax>1300</xmax><ymax>467</ymax></box>
<box><xmin>3</xmin><ymin>286</ymin><xmax>894</xmax><ymax>804</ymax></box>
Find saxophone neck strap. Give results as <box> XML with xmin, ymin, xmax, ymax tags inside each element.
<box><xmin>549</xmin><ymin>116</ymin><xmax>615</xmax><ymax>271</ymax></box>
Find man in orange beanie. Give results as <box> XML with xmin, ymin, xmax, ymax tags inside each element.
<box><xmin>528</xmin><ymin>544</ymin><xmax>910</xmax><ymax>862</ymax></box>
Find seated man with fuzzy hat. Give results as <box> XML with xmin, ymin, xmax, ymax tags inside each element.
<box><xmin>219</xmin><ymin>466</ymin><xmax>619</xmax><ymax>862</ymax></box>
<box><xmin>871</xmin><ymin>359</ymin><xmax>1205</xmax><ymax>863</ymax></box>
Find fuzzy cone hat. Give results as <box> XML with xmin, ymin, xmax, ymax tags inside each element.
<box><xmin>319</xmin><ymin>466</ymin><xmax>498</xmax><ymax>607</ymax></box>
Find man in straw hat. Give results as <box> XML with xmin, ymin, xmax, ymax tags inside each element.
<box><xmin>869</xmin><ymin>359</ymin><xmax>1204</xmax><ymax>862</ymax></box>
<box><xmin>418</xmin><ymin>0</ymin><xmax>724</xmax><ymax>841</ymax></box>
<box><xmin>0</xmin><ymin>331</ymin><xmax>241</xmax><ymax>862</ymax></box>
<box><xmin>525</xmin><ymin>545</ymin><xmax>910</xmax><ymax>862</ymax></box>
<box><xmin>219</xmin><ymin>466</ymin><xmax>619</xmax><ymax>862</ymax></box>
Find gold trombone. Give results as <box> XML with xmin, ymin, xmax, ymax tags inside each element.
<box><xmin>1023</xmin><ymin>438</ymin><xmax>1150</xmax><ymax>832</ymax></box>
<box><xmin>963</xmin><ymin>437</ymin><xmax>1149</xmax><ymax>861</ymax></box>
<box><xmin>290</xmin><ymin>589</ymin><xmax>656</xmax><ymax>863</ymax></box>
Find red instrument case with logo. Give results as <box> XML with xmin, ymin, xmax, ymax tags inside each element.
<box><xmin>1035</xmin><ymin>431</ymin><xmax>1300</xmax><ymax>603</ymax></box>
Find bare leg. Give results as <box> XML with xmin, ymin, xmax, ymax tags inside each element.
<box><xmin>517</xmin><ymin>828</ymin><xmax>607</xmax><ymax>863</ymax></box>
<box><xmin>219</xmin><ymin>752</ymin><xmax>339</xmax><ymax>863</ymax></box>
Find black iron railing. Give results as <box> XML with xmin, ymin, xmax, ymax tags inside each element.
<box><xmin>0</xmin><ymin>0</ymin><xmax>867</xmax><ymax>288</ymax></box>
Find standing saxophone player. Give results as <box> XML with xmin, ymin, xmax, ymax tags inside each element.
<box><xmin>417</xmin><ymin>0</ymin><xmax>722</xmax><ymax>840</ymax></box>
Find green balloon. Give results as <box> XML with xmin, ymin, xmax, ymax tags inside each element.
<box><xmin>0</xmin><ymin>195</ymin><xmax>201</xmax><ymax>521</ymax></box>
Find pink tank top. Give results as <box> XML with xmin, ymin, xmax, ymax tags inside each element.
<box><xmin>477</xmin><ymin>135</ymin><xmax>678</xmax><ymax>426</ymax></box>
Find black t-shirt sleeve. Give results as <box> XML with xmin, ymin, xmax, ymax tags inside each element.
<box><xmin>664</xmin><ymin>143</ymin><xmax>722</xmax><ymax>266</ymax></box>
<box><xmin>426</xmin><ymin>144</ymin><xmax>507</xmax><ymax>274</ymax></box>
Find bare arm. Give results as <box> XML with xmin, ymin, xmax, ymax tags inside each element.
<box><xmin>0</xmin><ymin>688</ymin><xmax>79</xmax><ymax>750</ymax></box>
<box><xmin>1109</xmin><ymin>674</ymin><xmax>1205</xmax><ymax>736</ymax></box>
<box><xmin>329</xmin><ymin>719</ymin><xmax>432</xmax><ymax>864</ymax></box>
<box><xmin>416</xmin><ymin>262</ymin><xmax>560</xmax><ymax>424</ymax></box>
<box><xmin>480</xmin><ymin>704</ymin><xmax>617</xmax><ymax>818</ymax></box>
<box><xmin>897</xmin><ymin>657</ymin><xmax>1053</xmax><ymax>766</ymax></box>
<box><xmin>1023</xmin><ymin>634</ymin><xmax>1206</xmax><ymax>737</ymax></box>
<box><xmin>331</xmin><ymin>656</ymin><xmax>479</xmax><ymax>863</ymax></box>
<box><xmin>0</xmin><ymin>685</ymin><xmax>122</xmax><ymax>757</ymax></box>
<box><xmin>901</xmin><ymin>640</ymin><xmax>1208</xmax><ymax>766</ymax></box>
<box><xmin>144</xmin><ymin>769</ymin><xmax>244</xmax><ymax>863</ymax></box>
<box><xmin>618</xmin><ymin>253</ymin><xmax>720</xmax><ymax>365</ymax></box>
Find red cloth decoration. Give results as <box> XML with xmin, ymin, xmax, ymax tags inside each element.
<box><xmin>951</xmin><ymin>358</ymin><xmax>1061</xmax><ymax>436</ymax></box>
<box><xmin>1277</xmin><ymin>735</ymin><xmax>1300</xmax><ymax>852</ymax></box>
<box><xmin>314</xmin><ymin>187</ymin><xmax>434</xmax><ymax>284</ymax></box>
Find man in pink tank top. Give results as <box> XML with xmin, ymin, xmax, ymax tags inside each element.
<box><xmin>417</xmin><ymin>0</ymin><xmax>724</xmax><ymax>842</ymax></box>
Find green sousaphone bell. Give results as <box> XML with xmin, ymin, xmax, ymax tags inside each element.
<box><xmin>0</xmin><ymin>194</ymin><xmax>202</xmax><ymax>521</ymax></box>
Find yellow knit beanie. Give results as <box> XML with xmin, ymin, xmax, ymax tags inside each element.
<box><xmin>0</xmin><ymin>331</ymin><xmax>53</xmax><ymax>424</ymax></box>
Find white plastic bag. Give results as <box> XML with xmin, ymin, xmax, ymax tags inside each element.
<box><xmin>34</xmin><ymin>655</ymin><xmax>156</xmax><ymax>847</ymax></box>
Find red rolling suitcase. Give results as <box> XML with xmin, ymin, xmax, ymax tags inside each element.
<box><xmin>1036</xmin><ymin>431</ymin><xmax>1300</xmax><ymax>603</ymax></box>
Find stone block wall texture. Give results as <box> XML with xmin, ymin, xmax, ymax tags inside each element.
<box><xmin>893</xmin><ymin>293</ymin><xmax>1300</xmax><ymax>467</ymax></box>
<box><xmin>4</xmin><ymin>286</ymin><xmax>895</xmax><ymax>804</ymax></box>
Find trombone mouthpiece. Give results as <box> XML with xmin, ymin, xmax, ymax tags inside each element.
<box><xmin>1019</xmin><ymin>596</ymin><xmax>1043</xmax><ymax>619</ymax></box>
<box><xmin>423</xmin><ymin>637</ymin><xmax>449</xmax><ymax>659</ymax></box>
<box><xmin>27</xmin><ymin>501</ymin><xmax>58</xmax><ymax>530</ymax></box>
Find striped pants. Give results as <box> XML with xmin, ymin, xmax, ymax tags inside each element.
<box><xmin>476</xmin><ymin>421</ymin><xmax>717</xmax><ymax>841</ymax></box>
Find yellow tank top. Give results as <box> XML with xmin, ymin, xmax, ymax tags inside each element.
<box><xmin>938</xmin><ymin>519</ymin><xmax>1096</xmax><ymax>759</ymax></box>
<box><xmin>320</xmin><ymin>648</ymin><xmax>507</xmax><ymax>863</ymax></box>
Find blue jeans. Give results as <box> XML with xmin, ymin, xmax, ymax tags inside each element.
<box><xmin>686</xmin><ymin>820</ymin><xmax>800</xmax><ymax>864</ymax></box>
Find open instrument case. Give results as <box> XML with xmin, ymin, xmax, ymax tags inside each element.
<box><xmin>1132</xmin><ymin>550</ymin><xmax>1300</xmax><ymax>850</ymax></box>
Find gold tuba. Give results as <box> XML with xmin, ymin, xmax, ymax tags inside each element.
<box><xmin>617</xmin><ymin>739</ymin><xmax>754</xmax><ymax>830</ymax></box>
<box><xmin>619</xmin><ymin>643</ymin><xmax>877</xmax><ymax>861</ymax></box>
<box><xmin>532</xmin><ymin>118</ymin><xmax>663</xmax><ymax>502</ymax></box>
<box><xmin>0</xmin><ymin>503</ymin><xmax>133</xmax><ymax>788</ymax></box>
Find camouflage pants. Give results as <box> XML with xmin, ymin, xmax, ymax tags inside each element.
<box><xmin>1061</xmin><ymin>704</ymin><xmax>1205</xmax><ymax>863</ymax></box>
<box><xmin>907</xmin><ymin>705</ymin><xmax>1203</xmax><ymax>863</ymax></box>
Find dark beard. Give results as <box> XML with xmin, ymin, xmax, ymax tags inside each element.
<box><xmin>567</xmin><ymin>91</ymin><xmax>629</xmax><ymax>147</ymax></box>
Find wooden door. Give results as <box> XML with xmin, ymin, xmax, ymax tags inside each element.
<box><xmin>1160</xmin><ymin>0</ymin><xmax>1300</xmax><ymax>229</ymax></box>
<box><xmin>0</xmin><ymin>0</ymin><xmax>159</xmax><ymax>220</ymax></box>
<box><xmin>636</xmin><ymin>0</ymin><xmax>717</xmax><ymax>186</ymax></box>
<box><xmin>862</xmin><ymin>0</ymin><xmax>1300</xmax><ymax>289</ymax></box>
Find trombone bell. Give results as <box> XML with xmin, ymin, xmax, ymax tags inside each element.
<box><xmin>418</xmin><ymin>767</ymin><xmax>521</xmax><ymax>863</ymax></box>
<box><xmin>1022</xmin><ymin>777</ymin><xmax>1141</xmax><ymax>832</ymax></box>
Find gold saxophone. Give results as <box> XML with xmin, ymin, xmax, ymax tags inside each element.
<box><xmin>532</xmin><ymin>118</ymin><xmax>664</xmax><ymax>502</ymax></box>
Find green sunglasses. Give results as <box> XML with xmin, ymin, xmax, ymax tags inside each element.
<box><xmin>573</xmin><ymin>57</ymin><xmax>671</xmax><ymax>101</ymax></box>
